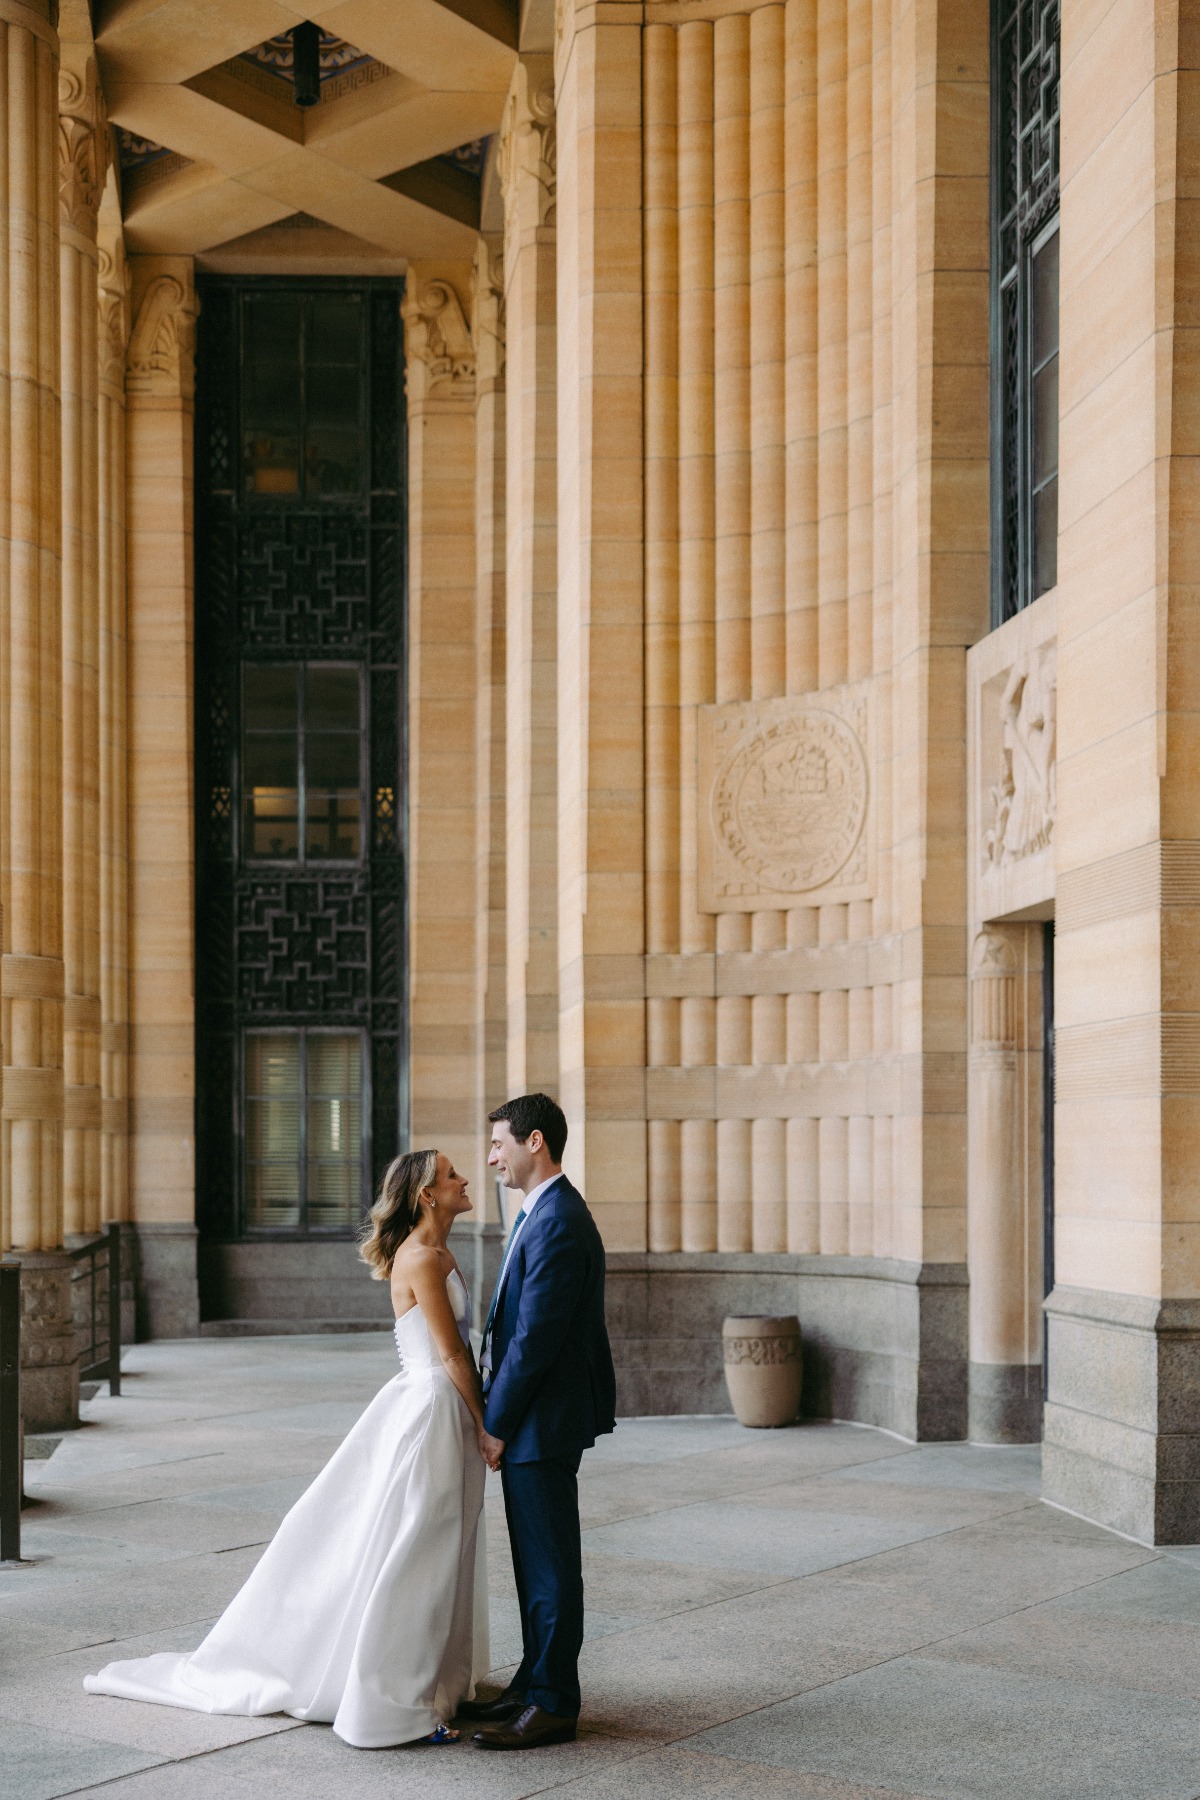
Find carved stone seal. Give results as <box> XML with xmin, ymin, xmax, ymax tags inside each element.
<box><xmin>699</xmin><ymin>689</ymin><xmax>871</xmax><ymax>909</ymax></box>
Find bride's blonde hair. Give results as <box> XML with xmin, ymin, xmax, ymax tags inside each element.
<box><xmin>359</xmin><ymin>1148</ymin><xmax>439</xmax><ymax>1279</ymax></box>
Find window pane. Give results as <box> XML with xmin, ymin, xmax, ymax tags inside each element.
<box><xmin>305</xmin><ymin>667</ymin><xmax>359</xmax><ymax>731</ymax></box>
<box><xmin>1032</xmin><ymin>356</ymin><xmax>1059</xmax><ymax>489</ymax></box>
<box><xmin>244</xmin><ymin>665</ymin><xmax>299</xmax><ymax>732</ymax></box>
<box><xmin>308</xmin><ymin>295</ymin><xmax>362</xmax><ymax>365</ymax></box>
<box><xmin>306</xmin><ymin>1035</ymin><xmax>363</xmax><ymax>1229</ymax></box>
<box><xmin>1033</xmin><ymin>476</ymin><xmax>1058</xmax><ymax>600</ymax></box>
<box><xmin>243</xmin><ymin>732</ymin><xmax>299</xmax><ymax>860</ymax></box>
<box><xmin>306</xmin><ymin>428</ymin><xmax>362</xmax><ymax>497</ymax></box>
<box><xmin>1031</xmin><ymin>229</ymin><xmax>1060</xmax><ymax>368</ymax></box>
<box><xmin>305</xmin><ymin>789</ymin><xmax>360</xmax><ymax>860</ymax></box>
<box><xmin>245</xmin><ymin>1034</ymin><xmax>301</xmax><ymax>1230</ymax></box>
<box><xmin>243</xmin><ymin>297</ymin><xmax>302</xmax><ymax>496</ymax></box>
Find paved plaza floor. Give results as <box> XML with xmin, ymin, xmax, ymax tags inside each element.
<box><xmin>4</xmin><ymin>1336</ymin><xmax>1200</xmax><ymax>1799</ymax></box>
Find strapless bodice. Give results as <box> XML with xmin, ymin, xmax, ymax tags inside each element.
<box><xmin>392</xmin><ymin>1269</ymin><xmax>471</xmax><ymax>1371</ymax></box>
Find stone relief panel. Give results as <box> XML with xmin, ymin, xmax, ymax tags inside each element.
<box><xmin>697</xmin><ymin>682</ymin><xmax>872</xmax><ymax>912</ymax></box>
<box><xmin>967</xmin><ymin>593</ymin><xmax>1056</xmax><ymax>929</ymax></box>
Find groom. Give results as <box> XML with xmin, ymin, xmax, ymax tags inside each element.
<box><xmin>459</xmin><ymin>1092</ymin><xmax>616</xmax><ymax>1751</ymax></box>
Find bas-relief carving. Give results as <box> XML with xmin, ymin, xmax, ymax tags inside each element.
<box><xmin>967</xmin><ymin>598</ymin><xmax>1057</xmax><ymax>929</ymax></box>
<box><xmin>698</xmin><ymin>684</ymin><xmax>872</xmax><ymax>912</ymax></box>
<box><xmin>402</xmin><ymin>279</ymin><xmax>475</xmax><ymax>394</ymax></box>
<box><xmin>127</xmin><ymin>274</ymin><xmax>196</xmax><ymax>399</ymax></box>
<box><xmin>982</xmin><ymin>644</ymin><xmax>1056</xmax><ymax>872</ymax></box>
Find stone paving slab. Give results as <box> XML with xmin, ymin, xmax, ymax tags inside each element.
<box><xmin>3</xmin><ymin>1334</ymin><xmax>1200</xmax><ymax>1800</ymax></box>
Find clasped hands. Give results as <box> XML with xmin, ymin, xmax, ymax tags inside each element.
<box><xmin>477</xmin><ymin>1427</ymin><xmax>505</xmax><ymax>1471</ymax></box>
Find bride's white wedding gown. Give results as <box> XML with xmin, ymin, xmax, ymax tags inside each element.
<box><xmin>84</xmin><ymin>1271</ymin><xmax>489</xmax><ymax>1748</ymax></box>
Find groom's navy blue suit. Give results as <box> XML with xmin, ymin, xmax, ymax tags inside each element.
<box><xmin>483</xmin><ymin>1174</ymin><xmax>616</xmax><ymax>1720</ymax></box>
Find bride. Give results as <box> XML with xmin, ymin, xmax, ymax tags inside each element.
<box><xmin>84</xmin><ymin>1149</ymin><xmax>493</xmax><ymax>1748</ymax></box>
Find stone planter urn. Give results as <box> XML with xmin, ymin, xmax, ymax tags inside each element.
<box><xmin>722</xmin><ymin>1314</ymin><xmax>802</xmax><ymax>1427</ymax></box>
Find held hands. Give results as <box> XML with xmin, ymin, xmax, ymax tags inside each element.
<box><xmin>477</xmin><ymin>1427</ymin><xmax>505</xmax><ymax>1471</ymax></box>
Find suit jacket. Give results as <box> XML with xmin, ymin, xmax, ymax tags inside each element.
<box><xmin>482</xmin><ymin>1173</ymin><xmax>617</xmax><ymax>1464</ymax></box>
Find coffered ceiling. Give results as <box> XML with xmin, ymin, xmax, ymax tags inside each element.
<box><xmin>93</xmin><ymin>0</ymin><xmax>518</xmax><ymax>267</ymax></box>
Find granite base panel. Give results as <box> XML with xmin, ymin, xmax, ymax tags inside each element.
<box><xmin>606</xmin><ymin>1254</ymin><xmax>968</xmax><ymax>1440</ymax></box>
<box><xmin>969</xmin><ymin>1360</ymin><xmax>1044</xmax><ymax>1443</ymax></box>
<box><xmin>196</xmin><ymin>1221</ymin><xmax>506</xmax><ymax>1335</ymax></box>
<box><xmin>198</xmin><ymin>1239</ymin><xmax>393</xmax><ymax>1327</ymax></box>
<box><xmin>134</xmin><ymin>1224</ymin><xmax>200</xmax><ymax>1339</ymax></box>
<box><xmin>1042</xmin><ymin>1285</ymin><xmax>1200</xmax><ymax>1544</ymax></box>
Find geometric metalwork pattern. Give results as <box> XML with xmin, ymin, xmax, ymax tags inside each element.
<box><xmin>992</xmin><ymin>0</ymin><xmax>1060</xmax><ymax>625</ymax></box>
<box><xmin>194</xmin><ymin>277</ymin><xmax>406</xmax><ymax>1239</ymax></box>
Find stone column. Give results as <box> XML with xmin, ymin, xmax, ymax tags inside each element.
<box><xmin>499</xmin><ymin>56</ymin><xmax>559</xmax><ymax>1101</ymax></box>
<box><xmin>125</xmin><ymin>256</ymin><xmax>199</xmax><ymax>1338</ymax></box>
<box><xmin>556</xmin><ymin>0</ymin><xmax>646</xmax><ymax>1245</ymax></box>
<box><xmin>0</xmin><ymin>0</ymin><xmax>72</xmax><ymax>1430</ymax></box>
<box><xmin>58</xmin><ymin>53</ymin><xmax>104</xmax><ymax>1241</ymax></box>
<box><xmin>967</xmin><ymin>926</ymin><xmax>1043</xmax><ymax>1443</ymax></box>
<box><xmin>472</xmin><ymin>233</ymin><xmax>508</xmax><ymax>1219</ymax></box>
<box><xmin>403</xmin><ymin>268</ymin><xmax>480</xmax><ymax>1187</ymax></box>
<box><xmin>1044</xmin><ymin>0</ymin><xmax>1200</xmax><ymax>1541</ymax></box>
<box><xmin>97</xmin><ymin>186</ymin><xmax>129</xmax><ymax>1244</ymax></box>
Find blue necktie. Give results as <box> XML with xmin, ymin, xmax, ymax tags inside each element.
<box><xmin>482</xmin><ymin>1208</ymin><xmax>526</xmax><ymax>1346</ymax></box>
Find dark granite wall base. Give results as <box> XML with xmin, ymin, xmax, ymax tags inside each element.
<box><xmin>969</xmin><ymin>1360</ymin><xmax>1043</xmax><ymax>1443</ymax></box>
<box><xmin>135</xmin><ymin>1224</ymin><xmax>200</xmax><ymax>1339</ymax></box>
<box><xmin>198</xmin><ymin>1237</ymin><xmax>392</xmax><ymax>1328</ymax></box>
<box><xmin>1043</xmin><ymin>1285</ymin><xmax>1200</xmax><ymax>1545</ymax></box>
<box><xmin>606</xmin><ymin>1253</ymin><xmax>968</xmax><ymax>1440</ymax></box>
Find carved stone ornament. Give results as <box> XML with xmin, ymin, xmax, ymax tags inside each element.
<box><xmin>127</xmin><ymin>273</ymin><xmax>196</xmax><ymax>399</ymax></box>
<box><xmin>982</xmin><ymin>643</ymin><xmax>1056</xmax><ymax>871</ymax></box>
<box><xmin>473</xmin><ymin>237</ymin><xmax>505</xmax><ymax>387</ymax></box>
<box><xmin>698</xmin><ymin>685</ymin><xmax>872</xmax><ymax>911</ymax></box>
<box><xmin>58</xmin><ymin>63</ymin><xmax>106</xmax><ymax>237</ymax></box>
<box><xmin>402</xmin><ymin>278</ymin><xmax>475</xmax><ymax>394</ymax></box>
<box><xmin>499</xmin><ymin>63</ymin><xmax>556</xmax><ymax>243</ymax></box>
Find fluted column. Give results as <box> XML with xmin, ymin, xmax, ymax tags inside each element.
<box><xmin>556</xmin><ymin>0</ymin><xmax>646</xmax><ymax>1244</ymax></box>
<box><xmin>0</xmin><ymin>0</ymin><xmax>71</xmax><ymax>1430</ymax></box>
<box><xmin>403</xmin><ymin>267</ymin><xmax>480</xmax><ymax>1187</ymax></box>
<box><xmin>125</xmin><ymin>256</ymin><xmax>199</xmax><ymax>1337</ymax></box>
<box><xmin>472</xmin><ymin>234</ymin><xmax>507</xmax><ymax>1220</ymax></box>
<box><xmin>97</xmin><ymin>195</ymin><xmax>128</xmax><ymax>1234</ymax></box>
<box><xmin>500</xmin><ymin>57</ymin><xmax>559</xmax><ymax>1101</ymax></box>
<box><xmin>967</xmin><ymin>927</ymin><xmax>1043</xmax><ymax>1443</ymax></box>
<box><xmin>58</xmin><ymin>53</ymin><xmax>104</xmax><ymax>1240</ymax></box>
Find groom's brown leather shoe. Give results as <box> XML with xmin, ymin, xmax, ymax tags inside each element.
<box><xmin>453</xmin><ymin>1686</ymin><xmax>526</xmax><ymax>1723</ymax></box>
<box><xmin>473</xmin><ymin>1702</ymin><xmax>577</xmax><ymax>1750</ymax></box>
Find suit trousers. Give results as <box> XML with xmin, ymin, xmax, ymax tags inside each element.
<box><xmin>501</xmin><ymin>1454</ymin><xmax>584</xmax><ymax>1719</ymax></box>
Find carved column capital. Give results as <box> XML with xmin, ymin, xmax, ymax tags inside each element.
<box><xmin>402</xmin><ymin>272</ymin><xmax>475</xmax><ymax>405</ymax></box>
<box><xmin>97</xmin><ymin>240</ymin><xmax>129</xmax><ymax>399</ymax></box>
<box><xmin>970</xmin><ymin>928</ymin><xmax>1018</xmax><ymax>1051</ymax></box>
<box><xmin>58</xmin><ymin>60</ymin><xmax>106</xmax><ymax>240</ymax></box>
<box><xmin>127</xmin><ymin>269</ymin><xmax>197</xmax><ymax>401</ymax></box>
<box><xmin>498</xmin><ymin>56</ymin><xmax>556</xmax><ymax>246</ymax></box>
<box><xmin>473</xmin><ymin>236</ymin><xmax>505</xmax><ymax>391</ymax></box>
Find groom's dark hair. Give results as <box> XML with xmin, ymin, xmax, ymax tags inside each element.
<box><xmin>488</xmin><ymin>1092</ymin><xmax>568</xmax><ymax>1163</ymax></box>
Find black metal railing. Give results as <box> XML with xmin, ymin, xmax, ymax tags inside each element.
<box><xmin>1</xmin><ymin>1259</ymin><xmax>20</xmax><ymax>1564</ymax></box>
<box><xmin>70</xmin><ymin>1222</ymin><xmax>122</xmax><ymax>1396</ymax></box>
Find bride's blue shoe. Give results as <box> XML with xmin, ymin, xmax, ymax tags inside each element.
<box><xmin>420</xmin><ymin>1723</ymin><xmax>460</xmax><ymax>1745</ymax></box>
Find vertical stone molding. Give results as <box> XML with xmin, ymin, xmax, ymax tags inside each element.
<box><xmin>0</xmin><ymin>0</ymin><xmax>74</xmax><ymax>1425</ymax></box>
<box><xmin>125</xmin><ymin>255</ymin><xmax>199</xmax><ymax>1335</ymax></box>
<box><xmin>472</xmin><ymin>235</ymin><xmax>508</xmax><ymax>1226</ymax></box>
<box><xmin>500</xmin><ymin>56</ymin><xmax>560</xmax><ymax>1101</ymax></box>
<box><xmin>97</xmin><ymin>179</ymin><xmax>129</xmax><ymax>1232</ymax></box>
<box><xmin>967</xmin><ymin>925</ymin><xmax>1043</xmax><ymax>1443</ymax></box>
<box><xmin>556</xmin><ymin>0</ymin><xmax>646</xmax><ymax>1246</ymax></box>
<box><xmin>58</xmin><ymin>53</ymin><xmax>106</xmax><ymax>1239</ymax></box>
<box><xmin>403</xmin><ymin>266</ymin><xmax>481</xmax><ymax>1188</ymax></box>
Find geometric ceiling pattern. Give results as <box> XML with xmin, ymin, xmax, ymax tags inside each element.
<box><xmin>97</xmin><ymin>1</ymin><xmax>516</xmax><ymax>266</ymax></box>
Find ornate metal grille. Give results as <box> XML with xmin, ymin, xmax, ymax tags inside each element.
<box><xmin>992</xmin><ymin>0</ymin><xmax>1060</xmax><ymax>624</ymax></box>
<box><xmin>195</xmin><ymin>278</ymin><xmax>406</xmax><ymax>1239</ymax></box>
